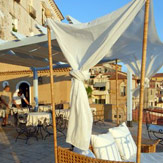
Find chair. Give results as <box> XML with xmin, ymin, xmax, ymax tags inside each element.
<box><xmin>93</xmin><ymin>109</ymin><xmax>105</xmax><ymax>125</ymax></box>
<box><xmin>145</xmin><ymin>110</ymin><xmax>163</xmax><ymax>145</ymax></box>
<box><xmin>15</xmin><ymin>114</ymin><xmax>38</xmax><ymax>144</ymax></box>
<box><xmin>44</xmin><ymin>113</ymin><xmax>67</xmax><ymax>140</ymax></box>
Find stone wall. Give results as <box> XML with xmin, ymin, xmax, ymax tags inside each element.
<box><xmin>0</xmin><ymin>0</ymin><xmax>62</xmax><ymax>40</ymax></box>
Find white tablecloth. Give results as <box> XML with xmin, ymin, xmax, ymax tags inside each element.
<box><xmin>55</xmin><ymin>108</ymin><xmax>96</xmax><ymax>120</ymax></box>
<box><xmin>38</xmin><ymin>105</ymin><xmax>52</xmax><ymax>112</ymax></box>
<box><xmin>11</xmin><ymin>107</ymin><xmax>29</xmax><ymax>115</ymax></box>
<box><xmin>55</xmin><ymin>109</ymin><xmax>70</xmax><ymax>120</ymax></box>
<box><xmin>0</xmin><ymin>109</ymin><xmax>6</xmax><ymax>118</ymax></box>
<box><xmin>26</xmin><ymin>112</ymin><xmax>52</xmax><ymax>126</ymax></box>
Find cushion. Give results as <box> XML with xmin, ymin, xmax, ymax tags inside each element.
<box><xmin>109</xmin><ymin>122</ymin><xmax>137</xmax><ymax>160</ymax></box>
<box><xmin>91</xmin><ymin>132</ymin><xmax>122</xmax><ymax>161</ymax></box>
<box><xmin>73</xmin><ymin>147</ymin><xmax>95</xmax><ymax>158</ymax></box>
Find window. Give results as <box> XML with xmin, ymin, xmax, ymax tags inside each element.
<box><xmin>160</xmin><ymin>91</ymin><xmax>163</xmax><ymax>95</ymax></box>
<box><xmin>100</xmin><ymin>87</ymin><xmax>105</xmax><ymax>91</ymax></box>
<box><xmin>12</xmin><ymin>18</ymin><xmax>18</xmax><ymax>32</ymax></box>
<box><xmin>29</xmin><ymin>1</ymin><xmax>36</xmax><ymax>19</ymax></box>
<box><xmin>14</xmin><ymin>0</ymin><xmax>21</xmax><ymax>3</ymax></box>
<box><xmin>120</xmin><ymin>82</ymin><xmax>126</xmax><ymax>96</ymax></box>
<box><xmin>42</xmin><ymin>8</ymin><xmax>46</xmax><ymax>26</ymax></box>
<box><xmin>95</xmin><ymin>99</ymin><xmax>105</xmax><ymax>104</ymax></box>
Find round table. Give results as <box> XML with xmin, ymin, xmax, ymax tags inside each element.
<box><xmin>26</xmin><ymin>112</ymin><xmax>52</xmax><ymax>126</ymax></box>
<box><xmin>11</xmin><ymin>107</ymin><xmax>30</xmax><ymax>115</ymax></box>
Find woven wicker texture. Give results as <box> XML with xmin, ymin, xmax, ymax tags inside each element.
<box><xmin>141</xmin><ymin>140</ymin><xmax>160</xmax><ymax>153</ymax></box>
<box><xmin>57</xmin><ymin>147</ymin><xmax>134</xmax><ymax>163</ymax></box>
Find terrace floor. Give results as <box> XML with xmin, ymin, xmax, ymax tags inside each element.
<box><xmin>0</xmin><ymin>119</ymin><xmax>163</xmax><ymax>163</ymax></box>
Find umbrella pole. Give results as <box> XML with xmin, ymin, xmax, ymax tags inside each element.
<box><xmin>115</xmin><ymin>59</ymin><xmax>119</xmax><ymax>125</ymax></box>
<box><xmin>46</xmin><ymin>9</ymin><xmax>58</xmax><ymax>163</ymax></box>
<box><xmin>136</xmin><ymin>0</ymin><xmax>150</xmax><ymax>163</ymax></box>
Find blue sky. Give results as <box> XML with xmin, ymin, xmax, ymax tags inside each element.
<box><xmin>55</xmin><ymin>0</ymin><xmax>163</xmax><ymax>73</ymax></box>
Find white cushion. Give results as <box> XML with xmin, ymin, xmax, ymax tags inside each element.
<box><xmin>91</xmin><ymin>132</ymin><xmax>122</xmax><ymax>161</ymax></box>
<box><xmin>109</xmin><ymin>122</ymin><xmax>137</xmax><ymax>160</ymax></box>
<box><xmin>73</xmin><ymin>147</ymin><xmax>95</xmax><ymax>158</ymax></box>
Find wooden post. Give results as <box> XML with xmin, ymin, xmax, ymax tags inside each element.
<box><xmin>115</xmin><ymin>59</ymin><xmax>119</xmax><ymax>125</ymax></box>
<box><xmin>136</xmin><ymin>0</ymin><xmax>150</xmax><ymax>163</ymax></box>
<box><xmin>45</xmin><ymin>9</ymin><xmax>58</xmax><ymax>163</ymax></box>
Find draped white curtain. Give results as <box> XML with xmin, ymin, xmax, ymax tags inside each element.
<box><xmin>113</xmin><ymin>0</ymin><xmax>163</xmax><ymax>96</ymax></box>
<box><xmin>47</xmin><ymin>0</ymin><xmax>145</xmax><ymax>150</ymax></box>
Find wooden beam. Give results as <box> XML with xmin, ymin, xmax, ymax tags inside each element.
<box><xmin>136</xmin><ymin>0</ymin><xmax>150</xmax><ymax>163</ymax></box>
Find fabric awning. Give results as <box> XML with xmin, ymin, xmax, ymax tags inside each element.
<box><xmin>94</xmin><ymin>82</ymin><xmax>106</xmax><ymax>88</ymax></box>
<box><xmin>0</xmin><ymin>33</ymin><xmax>66</xmax><ymax>67</ymax></box>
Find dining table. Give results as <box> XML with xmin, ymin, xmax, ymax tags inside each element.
<box><xmin>26</xmin><ymin>112</ymin><xmax>52</xmax><ymax>126</ymax></box>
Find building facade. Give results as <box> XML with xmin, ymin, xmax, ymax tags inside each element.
<box><xmin>0</xmin><ymin>66</ymin><xmax>71</xmax><ymax>106</ymax></box>
<box><xmin>0</xmin><ymin>0</ymin><xmax>68</xmax><ymax>106</ymax></box>
<box><xmin>151</xmin><ymin>73</ymin><xmax>163</xmax><ymax>108</ymax></box>
<box><xmin>0</xmin><ymin>0</ymin><xmax>63</xmax><ymax>40</ymax></box>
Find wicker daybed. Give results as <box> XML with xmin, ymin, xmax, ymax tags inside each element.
<box><xmin>57</xmin><ymin>146</ymin><xmax>134</xmax><ymax>163</ymax></box>
<box><xmin>57</xmin><ymin>140</ymin><xmax>159</xmax><ymax>163</ymax></box>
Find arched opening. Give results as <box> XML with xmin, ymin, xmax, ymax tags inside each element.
<box><xmin>16</xmin><ymin>81</ymin><xmax>31</xmax><ymax>107</ymax></box>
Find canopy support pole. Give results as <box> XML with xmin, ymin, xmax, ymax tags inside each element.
<box><xmin>46</xmin><ymin>9</ymin><xmax>58</xmax><ymax>163</ymax></box>
<box><xmin>33</xmin><ymin>68</ymin><xmax>39</xmax><ymax>111</ymax></box>
<box><xmin>127</xmin><ymin>69</ymin><xmax>132</xmax><ymax>127</ymax></box>
<box><xmin>115</xmin><ymin>59</ymin><xmax>119</xmax><ymax>125</ymax></box>
<box><xmin>136</xmin><ymin>0</ymin><xmax>150</xmax><ymax>163</ymax></box>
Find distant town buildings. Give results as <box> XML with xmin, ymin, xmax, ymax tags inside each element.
<box><xmin>86</xmin><ymin>63</ymin><xmax>136</xmax><ymax>104</ymax></box>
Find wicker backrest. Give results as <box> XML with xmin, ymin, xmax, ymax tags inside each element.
<box><xmin>57</xmin><ymin>146</ymin><xmax>134</xmax><ymax>163</ymax></box>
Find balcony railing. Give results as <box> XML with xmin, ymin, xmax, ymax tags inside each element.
<box><xmin>92</xmin><ymin>90</ymin><xmax>108</xmax><ymax>95</ymax></box>
<box><xmin>29</xmin><ymin>6</ymin><xmax>36</xmax><ymax>19</ymax></box>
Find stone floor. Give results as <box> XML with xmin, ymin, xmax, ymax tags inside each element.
<box><xmin>0</xmin><ymin>119</ymin><xmax>162</xmax><ymax>163</ymax></box>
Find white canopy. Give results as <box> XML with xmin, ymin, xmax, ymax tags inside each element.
<box><xmin>112</xmin><ymin>0</ymin><xmax>163</xmax><ymax>81</ymax></box>
<box><xmin>47</xmin><ymin>0</ymin><xmax>150</xmax><ymax>150</ymax></box>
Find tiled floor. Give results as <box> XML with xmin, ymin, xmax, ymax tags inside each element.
<box><xmin>0</xmin><ymin>120</ymin><xmax>162</xmax><ymax>163</ymax></box>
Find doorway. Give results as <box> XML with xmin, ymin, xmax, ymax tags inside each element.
<box><xmin>18</xmin><ymin>82</ymin><xmax>30</xmax><ymax>107</ymax></box>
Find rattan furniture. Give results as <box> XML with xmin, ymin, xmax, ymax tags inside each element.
<box><xmin>57</xmin><ymin>138</ymin><xmax>159</xmax><ymax>163</ymax></box>
<box><xmin>57</xmin><ymin>146</ymin><xmax>134</xmax><ymax>163</ymax></box>
<box><xmin>133</xmin><ymin>135</ymin><xmax>160</xmax><ymax>153</ymax></box>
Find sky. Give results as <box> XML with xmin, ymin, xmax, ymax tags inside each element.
<box><xmin>55</xmin><ymin>0</ymin><xmax>163</xmax><ymax>73</ymax></box>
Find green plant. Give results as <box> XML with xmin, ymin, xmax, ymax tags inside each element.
<box><xmin>86</xmin><ymin>86</ymin><xmax>93</xmax><ymax>98</ymax></box>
